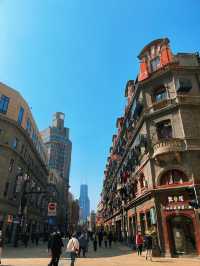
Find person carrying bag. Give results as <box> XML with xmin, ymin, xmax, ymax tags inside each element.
<box><xmin>66</xmin><ymin>233</ymin><xmax>79</xmax><ymax>266</ymax></box>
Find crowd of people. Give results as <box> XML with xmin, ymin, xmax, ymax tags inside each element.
<box><xmin>47</xmin><ymin>229</ymin><xmax>114</xmax><ymax>266</ymax></box>
<box><xmin>135</xmin><ymin>231</ymin><xmax>154</xmax><ymax>261</ymax></box>
<box><xmin>0</xmin><ymin>227</ymin><xmax>155</xmax><ymax>266</ymax></box>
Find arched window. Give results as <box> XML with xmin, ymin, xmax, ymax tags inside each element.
<box><xmin>160</xmin><ymin>169</ymin><xmax>188</xmax><ymax>186</ymax></box>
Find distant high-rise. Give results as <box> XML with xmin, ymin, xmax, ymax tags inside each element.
<box><xmin>79</xmin><ymin>184</ymin><xmax>90</xmax><ymax>222</ymax></box>
<box><xmin>41</xmin><ymin>112</ymin><xmax>72</xmax><ymax>185</ymax></box>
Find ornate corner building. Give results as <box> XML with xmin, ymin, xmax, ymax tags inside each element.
<box><xmin>100</xmin><ymin>38</ymin><xmax>200</xmax><ymax>257</ymax></box>
<box><xmin>0</xmin><ymin>83</ymin><xmax>49</xmax><ymax>243</ymax></box>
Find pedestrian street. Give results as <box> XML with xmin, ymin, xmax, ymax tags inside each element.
<box><xmin>2</xmin><ymin>241</ymin><xmax>200</xmax><ymax>266</ymax></box>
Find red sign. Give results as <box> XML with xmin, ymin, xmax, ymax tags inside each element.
<box><xmin>48</xmin><ymin>202</ymin><xmax>57</xmax><ymax>216</ymax></box>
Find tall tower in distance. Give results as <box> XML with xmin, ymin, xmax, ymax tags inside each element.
<box><xmin>41</xmin><ymin>112</ymin><xmax>72</xmax><ymax>185</ymax></box>
<box><xmin>79</xmin><ymin>184</ymin><xmax>90</xmax><ymax>222</ymax></box>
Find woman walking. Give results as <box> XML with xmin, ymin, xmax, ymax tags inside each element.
<box><xmin>135</xmin><ymin>232</ymin><xmax>143</xmax><ymax>256</ymax></box>
<box><xmin>144</xmin><ymin>232</ymin><xmax>153</xmax><ymax>261</ymax></box>
<box><xmin>67</xmin><ymin>233</ymin><xmax>79</xmax><ymax>266</ymax></box>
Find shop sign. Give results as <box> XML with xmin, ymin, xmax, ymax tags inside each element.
<box><xmin>163</xmin><ymin>205</ymin><xmax>193</xmax><ymax>211</ymax></box>
<box><xmin>48</xmin><ymin>202</ymin><xmax>57</xmax><ymax>216</ymax></box>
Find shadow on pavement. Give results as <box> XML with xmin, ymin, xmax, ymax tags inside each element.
<box><xmin>3</xmin><ymin>242</ymin><xmax>132</xmax><ymax>259</ymax></box>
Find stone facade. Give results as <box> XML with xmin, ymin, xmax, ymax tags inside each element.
<box><xmin>41</xmin><ymin>112</ymin><xmax>72</xmax><ymax>232</ymax></box>
<box><xmin>47</xmin><ymin>169</ymin><xmax>68</xmax><ymax>233</ymax></box>
<box><xmin>100</xmin><ymin>39</ymin><xmax>200</xmax><ymax>257</ymax></box>
<box><xmin>0</xmin><ymin>82</ymin><xmax>49</xmax><ymax>243</ymax></box>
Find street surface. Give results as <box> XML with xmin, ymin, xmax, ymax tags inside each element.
<box><xmin>2</xmin><ymin>241</ymin><xmax>200</xmax><ymax>266</ymax></box>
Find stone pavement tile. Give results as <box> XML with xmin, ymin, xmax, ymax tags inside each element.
<box><xmin>2</xmin><ymin>242</ymin><xmax>200</xmax><ymax>266</ymax></box>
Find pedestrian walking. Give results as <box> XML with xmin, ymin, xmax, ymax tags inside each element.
<box><xmin>108</xmin><ymin>231</ymin><xmax>113</xmax><ymax>248</ymax></box>
<box><xmin>78</xmin><ymin>233</ymin><xmax>87</xmax><ymax>257</ymax></box>
<box><xmin>66</xmin><ymin>233</ymin><xmax>79</xmax><ymax>266</ymax></box>
<box><xmin>93</xmin><ymin>234</ymin><xmax>97</xmax><ymax>252</ymax></box>
<box><xmin>103</xmin><ymin>231</ymin><xmax>108</xmax><ymax>248</ymax></box>
<box><xmin>0</xmin><ymin>230</ymin><xmax>4</xmax><ymax>265</ymax></box>
<box><xmin>35</xmin><ymin>232</ymin><xmax>40</xmax><ymax>246</ymax></box>
<box><xmin>48</xmin><ymin>231</ymin><xmax>64</xmax><ymax>266</ymax></box>
<box><xmin>98</xmin><ymin>230</ymin><xmax>103</xmax><ymax>247</ymax></box>
<box><xmin>136</xmin><ymin>232</ymin><xmax>143</xmax><ymax>256</ymax></box>
<box><xmin>23</xmin><ymin>232</ymin><xmax>29</xmax><ymax>248</ymax></box>
<box><xmin>144</xmin><ymin>232</ymin><xmax>153</xmax><ymax>261</ymax></box>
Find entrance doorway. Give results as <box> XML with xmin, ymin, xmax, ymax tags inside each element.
<box><xmin>168</xmin><ymin>215</ymin><xmax>196</xmax><ymax>255</ymax></box>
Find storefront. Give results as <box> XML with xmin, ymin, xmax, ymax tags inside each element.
<box><xmin>162</xmin><ymin>197</ymin><xmax>200</xmax><ymax>256</ymax></box>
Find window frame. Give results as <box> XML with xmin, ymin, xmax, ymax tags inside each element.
<box><xmin>153</xmin><ymin>86</ymin><xmax>168</xmax><ymax>103</ymax></box>
<box><xmin>150</xmin><ymin>56</ymin><xmax>160</xmax><ymax>72</ymax></box>
<box><xmin>0</xmin><ymin>95</ymin><xmax>10</xmax><ymax>114</ymax></box>
<box><xmin>17</xmin><ymin>106</ymin><xmax>24</xmax><ymax>126</ymax></box>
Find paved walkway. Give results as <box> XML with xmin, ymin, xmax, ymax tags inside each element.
<box><xmin>1</xmin><ymin>241</ymin><xmax>200</xmax><ymax>266</ymax></box>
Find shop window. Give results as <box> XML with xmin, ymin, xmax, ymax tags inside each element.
<box><xmin>176</xmin><ymin>78</ymin><xmax>192</xmax><ymax>93</ymax></box>
<box><xmin>153</xmin><ymin>87</ymin><xmax>167</xmax><ymax>103</ymax></box>
<box><xmin>150</xmin><ymin>56</ymin><xmax>160</xmax><ymax>72</ymax></box>
<box><xmin>17</xmin><ymin>106</ymin><xmax>24</xmax><ymax>126</ymax></box>
<box><xmin>156</xmin><ymin>120</ymin><xmax>172</xmax><ymax>140</ymax></box>
<box><xmin>150</xmin><ymin>208</ymin><xmax>157</xmax><ymax>225</ymax></box>
<box><xmin>8</xmin><ymin>158</ymin><xmax>14</xmax><ymax>172</ymax></box>
<box><xmin>3</xmin><ymin>182</ymin><xmax>9</xmax><ymax>197</ymax></box>
<box><xmin>160</xmin><ymin>169</ymin><xmax>188</xmax><ymax>186</ymax></box>
<box><xmin>0</xmin><ymin>95</ymin><xmax>9</xmax><ymax>114</ymax></box>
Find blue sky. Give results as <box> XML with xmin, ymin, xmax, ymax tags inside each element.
<box><xmin>0</xmin><ymin>0</ymin><xmax>200</xmax><ymax>210</ymax></box>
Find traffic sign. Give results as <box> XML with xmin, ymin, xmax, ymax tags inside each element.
<box><xmin>48</xmin><ymin>202</ymin><xmax>57</xmax><ymax>216</ymax></box>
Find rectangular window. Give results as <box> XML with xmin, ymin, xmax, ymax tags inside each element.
<box><xmin>0</xmin><ymin>95</ymin><xmax>10</xmax><ymax>114</ymax></box>
<box><xmin>8</xmin><ymin>158</ymin><xmax>14</xmax><ymax>172</ymax></box>
<box><xmin>176</xmin><ymin>78</ymin><xmax>192</xmax><ymax>93</ymax></box>
<box><xmin>26</xmin><ymin>118</ymin><xmax>32</xmax><ymax>134</ymax></box>
<box><xmin>17</xmin><ymin>107</ymin><xmax>24</xmax><ymax>126</ymax></box>
<box><xmin>150</xmin><ymin>56</ymin><xmax>160</xmax><ymax>72</ymax></box>
<box><xmin>154</xmin><ymin>88</ymin><xmax>167</xmax><ymax>102</ymax></box>
<box><xmin>156</xmin><ymin>120</ymin><xmax>172</xmax><ymax>140</ymax></box>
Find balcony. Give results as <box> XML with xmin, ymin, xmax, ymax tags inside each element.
<box><xmin>152</xmin><ymin>99</ymin><xmax>173</xmax><ymax>111</ymax></box>
<box><xmin>153</xmin><ymin>138</ymin><xmax>186</xmax><ymax>160</ymax></box>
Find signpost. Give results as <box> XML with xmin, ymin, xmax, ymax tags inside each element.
<box><xmin>48</xmin><ymin>202</ymin><xmax>57</xmax><ymax>217</ymax></box>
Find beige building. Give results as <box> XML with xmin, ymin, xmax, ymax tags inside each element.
<box><xmin>101</xmin><ymin>39</ymin><xmax>200</xmax><ymax>257</ymax></box>
<box><xmin>0</xmin><ymin>82</ymin><xmax>49</xmax><ymax>244</ymax></box>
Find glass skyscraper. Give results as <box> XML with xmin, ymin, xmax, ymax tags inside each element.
<box><xmin>79</xmin><ymin>184</ymin><xmax>90</xmax><ymax>222</ymax></box>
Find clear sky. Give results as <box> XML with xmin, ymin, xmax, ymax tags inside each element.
<box><xmin>0</xmin><ymin>0</ymin><xmax>200</xmax><ymax>210</ymax></box>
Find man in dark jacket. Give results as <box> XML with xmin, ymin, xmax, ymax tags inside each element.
<box><xmin>48</xmin><ymin>231</ymin><xmax>64</xmax><ymax>266</ymax></box>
